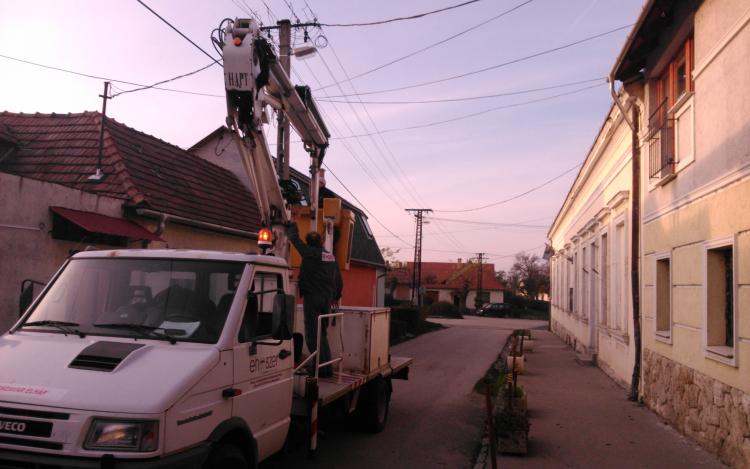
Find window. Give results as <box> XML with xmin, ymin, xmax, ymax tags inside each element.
<box><xmin>613</xmin><ymin>220</ymin><xmax>626</xmax><ymax>330</ymax></box>
<box><xmin>574</xmin><ymin>252</ymin><xmax>579</xmax><ymax>314</ymax></box>
<box><xmin>361</xmin><ymin>216</ymin><xmax>373</xmax><ymax>237</ymax></box>
<box><xmin>239</xmin><ymin>271</ymin><xmax>282</xmax><ymax>343</ymax></box>
<box><xmin>654</xmin><ymin>253</ymin><xmax>672</xmax><ymax>342</ymax></box>
<box><xmin>24</xmin><ymin>258</ymin><xmax>244</xmax><ymax>344</ymax></box>
<box><xmin>590</xmin><ymin>241</ymin><xmax>598</xmax><ymax>323</ymax></box>
<box><xmin>649</xmin><ymin>38</ymin><xmax>694</xmax><ymax>182</ymax></box>
<box><xmin>703</xmin><ymin>237</ymin><xmax>737</xmax><ymax>365</ymax></box>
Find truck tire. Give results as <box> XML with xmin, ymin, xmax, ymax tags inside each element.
<box><xmin>360</xmin><ymin>379</ymin><xmax>390</xmax><ymax>433</ymax></box>
<box><xmin>203</xmin><ymin>442</ymin><xmax>248</xmax><ymax>469</ymax></box>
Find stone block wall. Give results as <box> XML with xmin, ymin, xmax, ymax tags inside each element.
<box><xmin>643</xmin><ymin>349</ymin><xmax>750</xmax><ymax>468</ymax></box>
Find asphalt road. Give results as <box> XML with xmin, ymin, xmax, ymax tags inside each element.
<box><xmin>260</xmin><ymin>321</ymin><xmax>512</xmax><ymax>469</ymax></box>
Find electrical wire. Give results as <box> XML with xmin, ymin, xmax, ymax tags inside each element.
<box><xmin>323</xmin><ymin>163</ymin><xmax>413</xmax><ymax>247</ymax></box>
<box><xmin>135</xmin><ymin>0</ymin><xmax>223</xmax><ymax>67</ymax></box>
<box><xmin>317</xmin><ymin>0</ymin><xmax>534</xmax><ymax>91</ymax></box>
<box><xmin>317</xmin><ymin>77</ymin><xmax>606</xmax><ymax>103</ymax></box>
<box><xmin>435</xmin><ymin>162</ymin><xmax>583</xmax><ymax>213</ymax></box>
<box><xmin>0</xmin><ymin>53</ymin><xmax>224</xmax><ymax>98</ymax></box>
<box><xmin>316</xmin><ymin>23</ymin><xmax>634</xmax><ymax>95</ymax></box>
<box><xmin>320</xmin><ymin>0</ymin><xmax>487</xmax><ymax>27</ymax></box>
<box><xmin>111</xmin><ymin>62</ymin><xmax>218</xmax><ymax>97</ymax></box>
<box><xmin>328</xmin><ymin>84</ymin><xmax>605</xmax><ymax>138</ymax></box>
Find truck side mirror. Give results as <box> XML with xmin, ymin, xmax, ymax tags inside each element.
<box><xmin>19</xmin><ymin>284</ymin><xmax>33</xmax><ymax>318</ymax></box>
<box><xmin>271</xmin><ymin>294</ymin><xmax>294</xmax><ymax>341</ymax></box>
<box><xmin>19</xmin><ymin>279</ymin><xmax>45</xmax><ymax>318</ymax></box>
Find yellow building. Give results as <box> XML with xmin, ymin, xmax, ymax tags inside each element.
<box><xmin>548</xmin><ymin>88</ymin><xmax>640</xmax><ymax>390</ymax></box>
<box><xmin>552</xmin><ymin>0</ymin><xmax>750</xmax><ymax>466</ymax></box>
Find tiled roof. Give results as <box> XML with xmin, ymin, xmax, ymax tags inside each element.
<box><xmin>408</xmin><ymin>261</ymin><xmax>505</xmax><ymax>290</ymax></box>
<box><xmin>387</xmin><ymin>267</ymin><xmax>412</xmax><ymax>284</ymax></box>
<box><xmin>0</xmin><ymin>112</ymin><xmax>262</xmax><ymax>233</ymax></box>
<box><xmin>0</xmin><ymin>122</ymin><xmax>20</xmax><ymax>146</ymax></box>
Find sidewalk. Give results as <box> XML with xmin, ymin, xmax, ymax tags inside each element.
<box><xmin>475</xmin><ymin>330</ymin><xmax>727</xmax><ymax>469</ymax></box>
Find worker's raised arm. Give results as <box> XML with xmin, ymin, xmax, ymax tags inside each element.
<box><xmin>287</xmin><ymin>206</ymin><xmax>318</xmax><ymax>258</ymax></box>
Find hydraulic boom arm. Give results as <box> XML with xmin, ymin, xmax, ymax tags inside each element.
<box><xmin>218</xmin><ymin>18</ymin><xmax>330</xmax><ymax>260</ymax></box>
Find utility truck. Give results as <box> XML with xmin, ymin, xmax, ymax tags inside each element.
<box><xmin>0</xmin><ymin>17</ymin><xmax>411</xmax><ymax>469</ymax></box>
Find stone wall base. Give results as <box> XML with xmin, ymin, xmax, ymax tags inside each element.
<box><xmin>643</xmin><ymin>349</ymin><xmax>750</xmax><ymax>469</ymax></box>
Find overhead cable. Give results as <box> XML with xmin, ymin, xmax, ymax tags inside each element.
<box><xmin>317</xmin><ymin>77</ymin><xmax>605</xmax><ymax>103</ymax></box>
<box><xmin>135</xmin><ymin>0</ymin><xmax>223</xmax><ymax>67</ymax></box>
<box><xmin>316</xmin><ymin>23</ymin><xmax>634</xmax><ymax>95</ymax></box>
<box><xmin>435</xmin><ymin>162</ymin><xmax>584</xmax><ymax>213</ymax></box>
<box><xmin>111</xmin><ymin>62</ymin><xmax>218</xmax><ymax>97</ymax></box>
<box><xmin>0</xmin><ymin>54</ymin><xmax>223</xmax><ymax>98</ymax></box>
<box><xmin>321</xmin><ymin>0</ymin><xmax>488</xmax><ymax>27</ymax></box>
<box><xmin>316</xmin><ymin>0</ymin><xmax>533</xmax><ymax>91</ymax></box>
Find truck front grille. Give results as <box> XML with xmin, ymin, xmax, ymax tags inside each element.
<box><xmin>0</xmin><ymin>437</ymin><xmax>62</xmax><ymax>451</ymax></box>
<box><xmin>0</xmin><ymin>408</ymin><xmax>68</xmax><ymax>421</ymax></box>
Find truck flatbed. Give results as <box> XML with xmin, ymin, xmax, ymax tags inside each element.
<box><xmin>315</xmin><ymin>356</ymin><xmax>413</xmax><ymax>406</ymax></box>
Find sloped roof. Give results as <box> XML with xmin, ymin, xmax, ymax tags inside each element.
<box><xmin>409</xmin><ymin>261</ymin><xmax>505</xmax><ymax>290</ymax></box>
<box><xmin>0</xmin><ymin>122</ymin><xmax>20</xmax><ymax>146</ymax></box>
<box><xmin>0</xmin><ymin>112</ymin><xmax>262</xmax><ymax>233</ymax></box>
<box><xmin>388</xmin><ymin>267</ymin><xmax>412</xmax><ymax>284</ymax></box>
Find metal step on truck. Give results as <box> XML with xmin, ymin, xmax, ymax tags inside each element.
<box><xmin>0</xmin><ymin>248</ymin><xmax>412</xmax><ymax>468</ymax></box>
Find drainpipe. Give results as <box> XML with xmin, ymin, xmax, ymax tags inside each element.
<box><xmin>135</xmin><ymin>208</ymin><xmax>258</xmax><ymax>239</ymax></box>
<box><xmin>140</xmin><ymin>213</ymin><xmax>169</xmax><ymax>248</ymax></box>
<box><xmin>608</xmin><ymin>74</ymin><xmax>642</xmax><ymax>401</ymax></box>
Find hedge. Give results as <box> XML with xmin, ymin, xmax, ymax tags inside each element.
<box><xmin>391</xmin><ymin>308</ymin><xmax>421</xmax><ymax>333</ymax></box>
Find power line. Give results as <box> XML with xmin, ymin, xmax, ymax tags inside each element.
<box><xmin>317</xmin><ymin>0</ymin><xmax>534</xmax><ymax>90</ymax></box>
<box><xmin>322</xmin><ymin>164</ymin><xmax>412</xmax><ymax>246</ymax></box>
<box><xmin>317</xmin><ymin>23</ymin><xmax>634</xmax><ymax>95</ymax></box>
<box><xmin>332</xmin><ymin>84</ymin><xmax>604</xmax><ymax>137</ymax></box>
<box><xmin>0</xmin><ymin>54</ymin><xmax>224</xmax><ymax>98</ymax></box>
<box><xmin>321</xmin><ymin>0</ymin><xmax>487</xmax><ymax>27</ymax></box>
<box><xmin>111</xmin><ymin>62</ymin><xmax>218</xmax><ymax>97</ymax></box>
<box><xmin>317</xmin><ymin>77</ymin><xmax>605</xmax><ymax>103</ymax></box>
<box><xmin>135</xmin><ymin>0</ymin><xmax>223</xmax><ymax>67</ymax></box>
<box><xmin>435</xmin><ymin>162</ymin><xmax>584</xmax><ymax>213</ymax></box>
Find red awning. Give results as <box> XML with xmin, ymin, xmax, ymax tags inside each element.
<box><xmin>50</xmin><ymin>207</ymin><xmax>164</xmax><ymax>242</ymax></box>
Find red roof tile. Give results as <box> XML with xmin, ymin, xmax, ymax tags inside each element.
<box><xmin>387</xmin><ymin>267</ymin><xmax>413</xmax><ymax>284</ymax></box>
<box><xmin>408</xmin><ymin>261</ymin><xmax>505</xmax><ymax>290</ymax></box>
<box><xmin>0</xmin><ymin>112</ymin><xmax>262</xmax><ymax>233</ymax></box>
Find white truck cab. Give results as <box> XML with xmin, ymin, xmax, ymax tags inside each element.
<box><xmin>0</xmin><ymin>249</ymin><xmax>410</xmax><ymax>468</ymax></box>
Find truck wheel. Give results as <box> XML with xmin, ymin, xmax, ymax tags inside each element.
<box><xmin>361</xmin><ymin>379</ymin><xmax>390</xmax><ymax>433</ymax></box>
<box><xmin>203</xmin><ymin>442</ymin><xmax>248</xmax><ymax>469</ymax></box>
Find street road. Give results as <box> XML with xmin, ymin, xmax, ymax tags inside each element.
<box><xmin>260</xmin><ymin>322</ymin><xmax>511</xmax><ymax>469</ymax></box>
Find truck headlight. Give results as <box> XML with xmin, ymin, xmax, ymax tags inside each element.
<box><xmin>84</xmin><ymin>420</ymin><xmax>159</xmax><ymax>452</ymax></box>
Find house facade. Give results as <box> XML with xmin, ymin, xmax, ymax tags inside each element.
<box><xmin>189</xmin><ymin>127</ymin><xmax>387</xmax><ymax>308</ymax></box>
<box><xmin>548</xmin><ymin>90</ymin><xmax>639</xmax><ymax>388</ymax></box>
<box><xmin>550</xmin><ymin>0</ymin><xmax>750</xmax><ymax>465</ymax></box>
<box><xmin>386</xmin><ymin>265</ymin><xmax>413</xmax><ymax>302</ymax></box>
<box><xmin>409</xmin><ymin>260</ymin><xmax>504</xmax><ymax>307</ymax></box>
<box><xmin>0</xmin><ymin>112</ymin><xmax>263</xmax><ymax>333</ymax></box>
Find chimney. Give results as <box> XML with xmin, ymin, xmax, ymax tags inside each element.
<box><xmin>318</xmin><ymin>168</ymin><xmax>326</xmax><ymax>188</ymax></box>
<box><xmin>457</xmin><ymin>258</ymin><xmax>462</xmax><ymax>266</ymax></box>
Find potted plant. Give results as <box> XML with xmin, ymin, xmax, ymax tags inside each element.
<box><xmin>494</xmin><ymin>406</ymin><xmax>530</xmax><ymax>454</ymax></box>
<box><xmin>506</xmin><ymin>351</ymin><xmax>524</xmax><ymax>374</ymax></box>
<box><xmin>501</xmin><ymin>385</ymin><xmax>528</xmax><ymax>415</ymax></box>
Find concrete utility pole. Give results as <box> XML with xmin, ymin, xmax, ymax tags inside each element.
<box><xmin>406</xmin><ymin>209</ymin><xmax>432</xmax><ymax>306</ymax></box>
<box><xmin>88</xmin><ymin>81</ymin><xmax>110</xmax><ymax>181</ymax></box>
<box><xmin>275</xmin><ymin>19</ymin><xmax>291</xmax><ymax>182</ymax></box>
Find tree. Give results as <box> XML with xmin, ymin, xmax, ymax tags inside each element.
<box><xmin>448</xmin><ymin>261</ymin><xmax>476</xmax><ymax>309</ymax></box>
<box><xmin>381</xmin><ymin>247</ymin><xmax>401</xmax><ymax>266</ymax></box>
<box><xmin>495</xmin><ymin>270</ymin><xmax>507</xmax><ymax>287</ymax></box>
<box><xmin>508</xmin><ymin>252</ymin><xmax>549</xmax><ymax>300</ymax></box>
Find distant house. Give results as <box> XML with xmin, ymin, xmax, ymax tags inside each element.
<box><xmin>408</xmin><ymin>259</ymin><xmax>504</xmax><ymax>307</ymax></box>
<box><xmin>386</xmin><ymin>266</ymin><xmax>413</xmax><ymax>301</ymax></box>
<box><xmin>0</xmin><ymin>111</ymin><xmax>262</xmax><ymax>333</ymax></box>
<box><xmin>189</xmin><ymin>127</ymin><xmax>387</xmax><ymax>307</ymax></box>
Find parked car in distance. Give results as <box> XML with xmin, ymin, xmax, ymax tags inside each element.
<box><xmin>477</xmin><ymin>302</ymin><xmax>510</xmax><ymax>317</ymax></box>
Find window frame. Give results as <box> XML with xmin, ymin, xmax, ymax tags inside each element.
<box><xmin>654</xmin><ymin>251</ymin><xmax>673</xmax><ymax>344</ymax></box>
<box><xmin>702</xmin><ymin>235</ymin><xmax>738</xmax><ymax>367</ymax></box>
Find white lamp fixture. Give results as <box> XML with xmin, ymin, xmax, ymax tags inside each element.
<box><xmin>292</xmin><ymin>45</ymin><xmax>317</xmax><ymax>60</ymax></box>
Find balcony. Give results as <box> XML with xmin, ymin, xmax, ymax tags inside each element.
<box><xmin>647</xmin><ymin>98</ymin><xmax>677</xmax><ymax>186</ymax></box>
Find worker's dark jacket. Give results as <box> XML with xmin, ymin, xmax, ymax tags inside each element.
<box><xmin>288</xmin><ymin>222</ymin><xmax>343</xmax><ymax>300</ymax></box>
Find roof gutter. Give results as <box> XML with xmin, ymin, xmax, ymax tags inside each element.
<box><xmin>135</xmin><ymin>208</ymin><xmax>258</xmax><ymax>239</ymax></box>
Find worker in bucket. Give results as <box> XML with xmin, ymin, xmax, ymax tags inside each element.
<box><xmin>289</xmin><ymin>206</ymin><xmax>343</xmax><ymax>378</ymax></box>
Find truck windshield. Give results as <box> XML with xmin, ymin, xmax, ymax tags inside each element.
<box><xmin>22</xmin><ymin>258</ymin><xmax>246</xmax><ymax>344</ymax></box>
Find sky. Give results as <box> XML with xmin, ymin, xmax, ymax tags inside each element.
<box><xmin>0</xmin><ymin>0</ymin><xmax>646</xmax><ymax>272</ymax></box>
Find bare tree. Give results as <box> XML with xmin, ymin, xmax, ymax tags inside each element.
<box><xmin>508</xmin><ymin>253</ymin><xmax>549</xmax><ymax>300</ymax></box>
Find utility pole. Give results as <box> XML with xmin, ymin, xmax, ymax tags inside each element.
<box><xmin>88</xmin><ymin>81</ymin><xmax>110</xmax><ymax>181</ymax></box>
<box><xmin>477</xmin><ymin>253</ymin><xmax>484</xmax><ymax>306</ymax></box>
<box><xmin>406</xmin><ymin>209</ymin><xmax>432</xmax><ymax>306</ymax></box>
<box><xmin>275</xmin><ymin>19</ymin><xmax>291</xmax><ymax>182</ymax></box>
